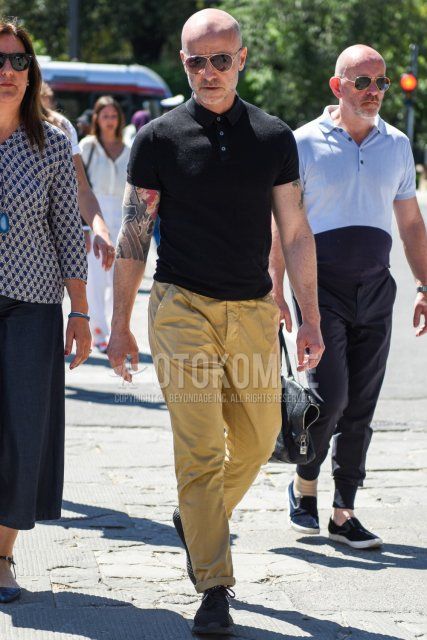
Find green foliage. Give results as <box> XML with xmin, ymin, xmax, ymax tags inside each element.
<box><xmin>0</xmin><ymin>0</ymin><xmax>203</xmax><ymax>62</ymax></box>
<box><xmin>1</xmin><ymin>0</ymin><xmax>425</xmax><ymax>144</ymax></box>
<box><xmin>220</xmin><ymin>0</ymin><xmax>427</xmax><ymax>144</ymax></box>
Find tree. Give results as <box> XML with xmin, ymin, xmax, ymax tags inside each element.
<box><xmin>0</xmin><ymin>0</ymin><xmax>204</xmax><ymax>63</ymax></box>
<box><xmin>219</xmin><ymin>0</ymin><xmax>427</xmax><ymax>144</ymax></box>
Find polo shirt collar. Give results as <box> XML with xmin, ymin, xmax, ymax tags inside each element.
<box><xmin>186</xmin><ymin>95</ymin><xmax>244</xmax><ymax>127</ymax></box>
<box><xmin>318</xmin><ymin>105</ymin><xmax>388</xmax><ymax>135</ymax></box>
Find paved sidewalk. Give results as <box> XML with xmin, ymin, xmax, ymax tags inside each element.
<box><xmin>1</xmin><ymin>222</ymin><xmax>426</xmax><ymax>639</ymax></box>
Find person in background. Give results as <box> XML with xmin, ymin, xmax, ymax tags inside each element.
<box><xmin>270</xmin><ymin>44</ymin><xmax>427</xmax><ymax>549</ymax></box>
<box><xmin>123</xmin><ymin>108</ymin><xmax>151</xmax><ymax>147</ymax></box>
<box><xmin>0</xmin><ymin>19</ymin><xmax>90</xmax><ymax>603</ymax></box>
<box><xmin>40</xmin><ymin>82</ymin><xmax>115</xmax><ymax>269</ymax></box>
<box><xmin>76</xmin><ymin>108</ymin><xmax>92</xmax><ymax>139</ymax></box>
<box><xmin>80</xmin><ymin>96</ymin><xmax>131</xmax><ymax>352</ymax></box>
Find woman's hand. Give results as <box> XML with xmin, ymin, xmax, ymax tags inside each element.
<box><xmin>64</xmin><ymin>317</ymin><xmax>92</xmax><ymax>369</ymax></box>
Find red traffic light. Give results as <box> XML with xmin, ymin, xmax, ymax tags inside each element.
<box><xmin>400</xmin><ymin>73</ymin><xmax>418</xmax><ymax>92</ymax></box>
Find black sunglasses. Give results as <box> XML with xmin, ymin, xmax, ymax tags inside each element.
<box><xmin>0</xmin><ymin>52</ymin><xmax>32</xmax><ymax>71</ymax></box>
<box><xmin>184</xmin><ymin>48</ymin><xmax>243</xmax><ymax>74</ymax></box>
<box><xmin>343</xmin><ymin>75</ymin><xmax>391</xmax><ymax>91</ymax></box>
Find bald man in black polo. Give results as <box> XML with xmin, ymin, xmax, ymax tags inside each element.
<box><xmin>108</xmin><ymin>8</ymin><xmax>323</xmax><ymax>635</ymax></box>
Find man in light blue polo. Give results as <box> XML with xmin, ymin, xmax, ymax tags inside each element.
<box><xmin>270</xmin><ymin>44</ymin><xmax>427</xmax><ymax>548</ymax></box>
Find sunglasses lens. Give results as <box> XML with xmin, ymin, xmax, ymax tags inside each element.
<box><xmin>376</xmin><ymin>76</ymin><xmax>390</xmax><ymax>91</ymax></box>
<box><xmin>210</xmin><ymin>54</ymin><xmax>233</xmax><ymax>72</ymax></box>
<box><xmin>12</xmin><ymin>54</ymin><xmax>30</xmax><ymax>71</ymax></box>
<box><xmin>354</xmin><ymin>76</ymin><xmax>371</xmax><ymax>90</ymax></box>
<box><xmin>186</xmin><ymin>56</ymin><xmax>207</xmax><ymax>73</ymax></box>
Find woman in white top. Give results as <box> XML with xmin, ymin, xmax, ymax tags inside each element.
<box><xmin>40</xmin><ymin>82</ymin><xmax>115</xmax><ymax>268</ymax></box>
<box><xmin>80</xmin><ymin>96</ymin><xmax>131</xmax><ymax>351</ymax></box>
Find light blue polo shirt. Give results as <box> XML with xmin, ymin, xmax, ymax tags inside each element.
<box><xmin>295</xmin><ymin>105</ymin><xmax>416</xmax><ymax>280</ymax></box>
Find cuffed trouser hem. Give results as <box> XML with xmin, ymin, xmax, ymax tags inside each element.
<box><xmin>333</xmin><ymin>481</ymin><xmax>358</xmax><ymax>510</ymax></box>
<box><xmin>195</xmin><ymin>576</ymin><xmax>236</xmax><ymax>594</ymax></box>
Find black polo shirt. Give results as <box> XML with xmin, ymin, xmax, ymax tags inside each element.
<box><xmin>128</xmin><ymin>96</ymin><xmax>299</xmax><ymax>300</ymax></box>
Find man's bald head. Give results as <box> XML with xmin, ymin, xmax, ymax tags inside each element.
<box><xmin>335</xmin><ymin>44</ymin><xmax>385</xmax><ymax>77</ymax></box>
<box><xmin>181</xmin><ymin>8</ymin><xmax>242</xmax><ymax>54</ymax></box>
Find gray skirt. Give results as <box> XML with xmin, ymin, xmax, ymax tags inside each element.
<box><xmin>0</xmin><ymin>294</ymin><xmax>65</xmax><ymax>530</ymax></box>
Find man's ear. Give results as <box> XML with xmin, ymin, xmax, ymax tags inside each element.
<box><xmin>239</xmin><ymin>47</ymin><xmax>248</xmax><ymax>72</ymax></box>
<box><xmin>329</xmin><ymin>76</ymin><xmax>342</xmax><ymax>99</ymax></box>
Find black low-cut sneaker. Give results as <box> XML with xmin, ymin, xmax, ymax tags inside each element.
<box><xmin>172</xmin><ymin>507</ymin><xmax>196</xmax><ymax>585</ymax></box>
<box><xmin>328</xmin><ymin>517</ymin><xmax>382</xmax><ymax>549</ymax></box>
<box><xmin>288</xmin><ymin>481</ymin><xmax>320</xmax><ymax>534</ymax></box>
<box><xmin>193</xmin><ymin>586</ymin><xmax>235</xmax><ymax>635</ymax></box>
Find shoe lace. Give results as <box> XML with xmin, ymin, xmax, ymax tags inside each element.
<box><xmin>202</xmin><ymin>586</ymin><xmax>235</xmax><ymax>606</ymax></box>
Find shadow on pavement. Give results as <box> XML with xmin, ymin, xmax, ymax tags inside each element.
<box><xmin>1</xmin><ymin>592</ymin><xmax>193</xmax><ymax>640</ymax></box>
<box><xmin>45</xmin><ymin>500</ymin><xmax>238</xmax><ymax>551</ymax></box>
<box><xmin>0</xmin><ymin>592</ymin><xmax>404</xmax><ymax>640</ymax></box>
<box><xmin>43</xmin><ymin>500</ymin><xmax>181</xmax><ymax>547</ymax></box>
<box><xmin>271</xmin><ymin>536</ymin><xmax>427</xmax><ymax>571</ymax></box>
<box><xmin>229</xmin><ymin>601</ymin><xmax>405</xmax><ymax>640</ymax></box>
<box><xmin>65</xmin><ymin>385</ymin><xmax>167</xmax><ymax>410</ymax></box>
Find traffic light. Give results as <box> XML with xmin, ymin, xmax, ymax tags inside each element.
<box><xmin>400</xmin><ymin>72</ymin><xmax>418</xmax><ymax>94</ymax></box>
<box><xmin>401</xmin><ymin>45</ymin><xmax>419</xmax><ymax>148</ymax></box>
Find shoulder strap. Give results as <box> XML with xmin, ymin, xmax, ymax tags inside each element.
<box><xmin>82</xmin><ymin>140</ymin><xmax>96</xmax><ymax>188</ymax></box>
<box><xmin>84</xmin><ymin>140</ymin><xmax>96</xmax><ymax>174</ymax></box>
<box><xmin>279</xmin><ymin>325</ymin><xmax>294</xmax><ymax>379</ymax></box>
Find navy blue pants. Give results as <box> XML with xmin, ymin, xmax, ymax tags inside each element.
<box><xmin>0</xmin><ymin>295</ymin><xmax>65</xmax><ymax>529</ymax></box>
<box><xmin>296</xmin><ymin>269</ymin><xmax>396</xmax><ymax>509</ymax></box>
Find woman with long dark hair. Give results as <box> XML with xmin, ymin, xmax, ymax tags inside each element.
<box><xmin>80</xmin><ymin>96</ymin><xmax>130</xmax><ymax>352</ymax></box>
<box><xmin>0</xmin><ymin>19</ymin><xmax>91</xmax><ymax>602</ymax></box>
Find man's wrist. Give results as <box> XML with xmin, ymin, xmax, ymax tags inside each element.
<box><xmin>111</xmin><ymin>317</ymin><xmax>131</xmax><ymax>332</ymax></box>
<box><xmin>301</xmin><ymin>313</ymin><xmax>321</xmax><ymax>326</ymax></box>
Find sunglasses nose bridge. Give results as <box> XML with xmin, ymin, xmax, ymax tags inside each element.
<box><xmin>203</xmin><ymin>56</ymin><xmax>219</xmax><ymax>76</ymax></box>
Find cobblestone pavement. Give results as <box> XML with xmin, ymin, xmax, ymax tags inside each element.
<box><xmin>1</xmin><ymin>205</ymin><xmax>426</xmax><ymax>639</ymax></box>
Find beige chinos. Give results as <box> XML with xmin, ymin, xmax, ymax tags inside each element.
<box><xmin>148</xmin><ymin>281</ymin><xmax>281</xmax><ymax>593</ymax></box>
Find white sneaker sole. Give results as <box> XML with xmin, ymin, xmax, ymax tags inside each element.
<box><xmin>289</xmin><ymin>518</ymin><xmax>320</xmax><ymax>535</ymax></box>
<box><xmin>328</xmin><ymin>533</ymin><xmax>383</xmax><ymax>549</ymax></box>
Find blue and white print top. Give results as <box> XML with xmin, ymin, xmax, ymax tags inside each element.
<box><xmin>0</xmin><ymin>122</ymin><xmax>87</xmax><ymax>303</ymax></box>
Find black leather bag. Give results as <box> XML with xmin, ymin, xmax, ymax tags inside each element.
<box><xmin>271</xmin><ymin>327</ymin><xmax>321</xmax><ymax>465</ymax></box>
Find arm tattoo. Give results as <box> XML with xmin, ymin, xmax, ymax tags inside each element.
<box><xmin>116</xmin><ymin>184</ymin><xmax>160</xmax><ymax>262</ymax></box>
<box><xmin>292</xmin><ymin>179</ymin><xmax>304</xmax><ymax>210</ymax></box>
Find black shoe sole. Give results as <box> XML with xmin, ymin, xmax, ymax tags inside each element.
<box><xmin>192</xmin><ymin>619</ymin><xmax>234</xmax><ymax>635</ymax></box>
<box><xmin>173</xmin><ymin>508</ymin><xmax>196</xmax><ymax>585</ymax></box>
<box><xmin>328</xmin><ymin>532</ymin><xmax>383</xmax><ymax>549</ymax></box>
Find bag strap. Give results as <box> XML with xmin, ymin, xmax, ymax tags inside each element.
<box><xmin>279</xmin><ymin>325</ymin><xmax>294</xmax><ymax>380</ymax></box>
<box><xmin>83</xmin><ymin>140</ymin><xmax>96</xmax><ymax>186</ymax></box>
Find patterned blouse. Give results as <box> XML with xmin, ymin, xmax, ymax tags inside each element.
<box><xmin>0</xmin><ymin>122</ymin><xmax>87</xmax><ymax>304</ymax></box>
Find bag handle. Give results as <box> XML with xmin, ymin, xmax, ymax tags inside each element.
<box><xmin>279</xmin><ymin>325</ymin><xmax>294</xmax><ymax>380</ymax></box>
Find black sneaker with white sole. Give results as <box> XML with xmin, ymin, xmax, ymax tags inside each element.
<box><xmin>288</xmin><ymin>481</ymin><xmax>320</xmax><ymax>534</ymax></box>
<box><xmin>193</xmin><ymin>586</ymin><xmax>235</xmax><ymax>635</ymax></box>
<box><xmin>172</xmin><ymin>507</ymin><xmax>196</xmax><ymax>585</ymax></box>
<box><xmin>328</xmin><ymin>517</ymin><xmax>382</xmax><ymax>549</ymax></box>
